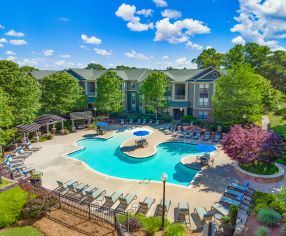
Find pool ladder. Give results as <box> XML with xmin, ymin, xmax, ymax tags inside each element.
<box><xmin>139</xmin><ymin>179</ymin><xmax>150</xmax><ymax>184</ymax></box>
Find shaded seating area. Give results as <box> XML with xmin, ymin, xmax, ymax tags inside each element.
<box><xmin>35</xmin><ymin>114</ymin><xmax>67</xmax><ymax>135</ymax></box>
<box><xmin>70</xmin><ymin>111</ymin><xmax>93</xmax><ymax>132</ymax></box>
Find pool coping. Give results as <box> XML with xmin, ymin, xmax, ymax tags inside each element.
<box><xmin>63</xmin><ymin>132</ymin><xmax>217</xmax><ymax>189</ymax></box>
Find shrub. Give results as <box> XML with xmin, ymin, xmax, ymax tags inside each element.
<box><xmin>158</xmin><ymin>114</ymin><xmax>172</xmax><ymax>122</ymax></box>
<box><xmin>281</xmin><ymin>224</ymin><xmax>286</xmax><ymax>236</ymax></box>
<box><xmin>257</xmin><ymin>208</ymin><xmax>282</xmax><ymax>226</ymax></box>
<box><xmin>124</xmin><ymin>217</ymin><xmax>141</xmax><ymax>232</ymax></box>
<box><xmin>181</xmin><ymin>115</ymin><xmax>197</xmax><ymax>123</ymax></box>
<box><xmin>221</xmin><ymin>215</ymin><xmax>230</xmax><ymax>224</ymax></box>
<box><xmin>0</xmin><ymin>186</ymin><xmax>28</xmax><ymax>228</ymax></box>
<box><xmin>140</xmin><ymin>216</ymin><xmax>163</xmax><ymax>235</ymax></box>
<box><xmin>255</xmin><ymin>226</ymin><xmax>268</xmax><ymax>236</ymax></box>
<box><xmin>46</xmin><ymin>133</ymin><xmax>54</xmax><ymax>140</ymax></box>
<box><xmin>64</xmin><ymin>129</ymin><xmax>69</xmax><ymax>135</ymax></box>
<box><xmin>230</xmin><ymin>205</ymin><xmax>238</xmax><ymax>225</ymax></box>
<box><xmin>165</xmin><ymin>224</ymin><xmax>186</xmax><ymax>236</ymax></box>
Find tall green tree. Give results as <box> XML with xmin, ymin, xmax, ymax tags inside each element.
<box><xmin>0</xmin><ymin>60</ymin><xmax>40</xmax><ymax>125</ymax></box>
<box><xmin>86</xmin><ymin>63</ymin><xmax>106</xmax><ymax>70</ymax></box>
<box><xmin>259</xmin><ymin>50</ymin><xmax>286</xmax><ymax>94</ymax></box>
<box><xmin>213</xmin><ymin>64</ymin><xmax>264</xmax><ymax>125</ymax></box>
<box><xmin>191</xmin><ymin>48</ymin><xmax>224</xmax><ymax>69</ymax></box>
<box><xmin>140</xmin><ymin>71</ymin><xmax>168</xmax><ymax>119</ymax></box>
<box><xmin>41</xmin><ymin>71</ymin><xmax>87</xmax><ymax>115</ymax></box>
<box><xmin>0</xmin><ymin>88</ymin><xmax>13</xmax><ymax>129</ymax></box>
<box><xmin>223</xmin><ymin>44</ymin><xmax>245</xmax><ymax>68</ymax></box>
<box><xmin>96</xmin><ymin>71</ymin><xmax>123</xmax><ymax>117</ymax></box>
<box><xmin>244</xmin><ymin>43</ymin><xmax>270</xmax><ymax>70</ymax></box>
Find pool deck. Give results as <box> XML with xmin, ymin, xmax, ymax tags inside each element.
<box><xmin>25</xmin><ymin>125</ymin><xmax>286</xmax><ymax>227</ymax></box>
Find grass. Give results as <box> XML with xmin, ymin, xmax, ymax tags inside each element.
<box><xmin>0</xmin><ymin>178</ymin><xmax>11</xmax><ymax>188</ymax></box>
<box><xmin>268</xmin><ymin>102</ymin><xmax>286</xmax><ymax>139</ymax></box>
<box><xmin>239</xmin><ymin>162</ymin><xmax>279</xmax><ymax>175</ymax></box>
<box><xmin>1</xmin><ymin>226</ymin><xmax>42</xmax><ymax>236</ymax></box>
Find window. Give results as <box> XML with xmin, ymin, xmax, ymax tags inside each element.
<box><xmin>130</xmin><ymin>81</ymin><xmax>136</xmax><ymax>89</ymax></box>
<box><xmin>198</xmin><ymin>111</ymin><xmax>208</xmax><ymax>120</ymax></box>
<box><xmin>131</xmin><ymin>93</ymin><xmax>136</xmax><ymax>112</ymax></box>
<box><xmin>86</xmin><ymin>82</ymin><xmax>96</xmax><ymax>96</ymax></box>
<box><xmin>199</xmin><ymin>83</ymin><xmax>209</xmax><ymax>98</ymax></box>
<box><xmin>199</xmin><ymin>98</ymin><xmax>209</xmax><ymax>107</ymax></box>
<box><xmin>174</xmin><ymin>84</ymin><xmax>185</xmax><ymax>100</ymax></box>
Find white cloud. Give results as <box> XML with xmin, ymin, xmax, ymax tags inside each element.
<box><xmin>0</xmin><ymin>38</ymin><xmax>7</xmax><ymax>43</ymax></box>
<box><xmin>5</xmin><ymin>29</ymin><xmax>25</xmax><ymax>37</ymax></box>
<box><xmin>231</xmin><ymin>0</ymin><xmax>286</xmax><ymax>50</ymax></box>
<box><xmin>127</xmin><ymin>21</ymin><xmax>154</xmax><ymax>31</ymax></box>
<box><xmin>137</xmin><ymin>9</ymin><xmax>153</xmax><ymax>17</ymax></box>
<box><xmin>81</xmin><ymin>34</ymin><xmax>102</xmax><ymax>45</ymax></box>
<box><xmin>80</xmin><ymin>45</ymin><xmax>86</xmax><ymax>49</ymax></box>
<box><xmin>42</xmin><ymin>49</ymin><xmax>54</xmax><ymax>56</ymax></box>
<box><xmin>153</xmin><ymin>0</ymin><xmax>168</xmax><ymax>8</ymax></box>
<box><xmin>57</xmin><ymin>17</ymin><xmax>70</xmax><ymax>22</ymax></box>
<box><xmin>0</xmin><ymin>44</ymin><xmax>4</xmax><ymax>48</ymax></box>
<box><xmin>162</xmin><ymin>56</ymin><xmax>169</xmax><ymax>60</ymax></box>
<box><xmin>17</xmin><ymin>58</ymin><xmax>39</xmax><ymax>66</ymax></box>
<box><xmin>155</xmin><ymin>18</ymin><xmax>210</xmax><ymax>44</ymax></box>
<box><xmin>161</xmin><ymin>9</ymin><xmax>182</xmax><ymax>19</ymax></box>
<box><xmin>232</xmin><ymin>36</ymin><xmax>246</xmax><ymax>45</ymax></box>
<box><xmin>6</xmin><ymin>56</ymin><xmax>16</xmax><ymax>61</ymax></box>
<box><xmin>116</xmin><ymin>4</ymin><xmax>154</xmax><ymax>32</ymax></box>
<box><xmin>175</xmin><ymin>57</ymin><xmax>196</xmax><ymax>68</ymax></box>
<box><xmin>115</xmin><ymin>3</ymin><xmax>137</xmax><ymax>21</ymax></box>
<box><xmin>59</xmin><ymin>54</ymin><xmax>71</xmax><ymax>58</ymax></box>
<box><xmin>206</xmin><ymin>45</ymin><xmax>213</xmax><ymax>49</ymax></box>
<box><xmin>186</xmin><ymin>41</ymin><xmax>203</xmax><ymax>50</ymax></box>
<box><xmin>94</xmin><ymin>48</ymin><xmax>112</xmax><ymax>56</ymax></box>
<box><xmin>55</xmin><ymin>60</ymin><xmax>66</xmax><ymax>66</ymax></box>
<box><xmin>0</xmin><ymin>24</ymin><xmax>4</xmax><ymax>29</ymax></box>
<box><xmin>9</xmin><ymin>39</ymin><xmax>27</xmax><ymax>45</ymax></box>
<box><xmin>5</xmin><ymin>50</ymin><xmax>16</xmax><ymax>55</ymax></box>
<box><xmin>124</xmin><ymin>50</ymin><xmax>150</xmax><ymax>60</ymax></box>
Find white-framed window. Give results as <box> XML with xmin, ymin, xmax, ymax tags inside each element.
<box><xmin>199</xmin><ymin>98</ymin><xmax>209</xmax><ymax>107</ymax></box>
<box><xmin>199</xmin><ymin>84</ymin><xmax>209</xmax><ymax>89</ymax></box>
<box><xmin>198</xmin><ymin>111</ymin><xmax>208</xmax><ymax>120</ymax></box>
<box><xmin>131</xmin><ymin>92</ymin><xmax>136</xmax><ymax>111</ymax></box>
<box><xmin>174</xmin><ymin>83</ymin><xmax>186</xmax><ymax>100</ymax></box>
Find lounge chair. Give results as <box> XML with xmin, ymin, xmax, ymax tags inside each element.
<box><xmin>142</xmin><ymin>119</ymin><xmax>146</xmax><ymax>125</ymax></box>
<box><xmin>194</xmin><ymin>207</ymin><xmax>213</xmax><ymax>223</ymax></box>
<box><xmin>228</xmin><ymin>181</ymin><xmax>255</xmax><ymax>196</ymax></box>
<box><xmin>104</xmin><ymin>192</ymin><xmax>123</xmax><ymax>207</ymax></box>
<box><xmin>211</xmin><ymin>202</ymin><xmax>229</xmax><ymax>216</ymax></box>
<box><xmin>19</xmin><ymin>146</ymin><xmax>32</xmax><ymax>155</ymax></box>
<box><xmin>15</xmin><ymin>167</ymin><xmax>35</xmax><ymax>177</ymax></box>
<box><xmin>75</xmin><ymin>183</ymin><xmax>90</xmax><ymax>196</ymax></box>
<box><xmin>129</xmin><ymin>119</ymin><xmax>133</xmax><ymax>125</ymax></box>
<box><xmin>26</xmin><ymin>142</ymin><xmax>42</xmax><ymax>151</ymax></box>
<box><xmin>155</xmin><ymin>199</ymin><xmax>171</xmax><ymax>217</ymax></box>
<box><xmin>194</xmin><ymin>131</ymin><xmax>201</xmax><ymax>139</ymax></box>
<box><xmin>148</xmin><ymin>119</ymin><xmax>153</xmax><ymax>125</ymax></box>
<box><xmin>203</xmin><ymin>132</ymin><xmax>210</xmax><ymax>141</ymax></box>
<box><xmin>118</xmin><ymin>193</ymin><xmax>137</xmax><ymax>211</ymax></box>
<box><xmin>5</xmin><ymin>154</ymin><xmax>24</xmax><ymax>164</ymax></box>
<box><xmin>220</xmin><ymin>196</ymin><xmax>250</xmax><ymax>213</ymax></box>
<box><xmin>67</xmin><ymin>181</ymin><xmax>80</xmax><ymax>192</ymax></box>
<box><xmin>13</xmin><ymin>149</ymin><xmax>29</xmax><ymax>158</ymax></box>
<box><xmin>56</xmin><ymin>180</ymin><xmax>77</xmax><ymax>191</ymax></box>
<box><xmin>4</xmin><ymin>160</ymin><xmax>24</xmax><ymax>168</ymax></box>
<box><xmin>120</xmin><ymin>119</ymin><xmax>125</xmax><ymax>125</ymax></box>
<box><xmin>177</xmin><ymin>202</ymin><xmax>190</xmax><ymax>223</ymax></box>
<box><xmin>154</xmin><ymin>120</ymin><xmax>159</xmax><ymax>125</ymax></box>
<box><xmin>137</xmin><ymin>119</ymin><xmax>141</xmax><ymax>125</ymax></box>
<box><xmin>137</xmin><ymin>197</ymin><xmax>155</xmax><ymax>215</ymax></box>
<box><xmin>214</xmin><ymin>132</ymin><xmax>221</xmax><ymax>142</ymax></box>
<box><xmin>85</xmin><ymin>187</ymin><xmax>106</xmax><ymax>202</ymax></box>
<box><xmin>202</xmin><ymin>222</ymin><xmax>216</xmax><ymax>236</ymax></box>
<box><xmin>224</xmin><ymin>189</ymin><xmax>252</xmax><ymax>202</ymax></box>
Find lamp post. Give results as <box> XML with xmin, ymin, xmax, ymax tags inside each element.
<box><xmin>93</xmin><ymin>107</ymin><xmax>97</xmax><ymax>117</ymax></box>
<box><xmin>161</xmin><ymin>172</ymin><xmax>168</xmax><ymax>229</ymax></box>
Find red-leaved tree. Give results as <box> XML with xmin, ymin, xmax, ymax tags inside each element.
<box><xmin>221</xmin><ymin>125</ymin><xmax>283</xmax><ymax>164</ymax></box>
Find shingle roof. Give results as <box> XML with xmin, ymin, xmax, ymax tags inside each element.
<box><xmin>30</xmin><ymin>70</ymin><xmax>58</xmax><ymax>80</ymax></box>
<box><xmin>31</xmin><ymin>67</ymin><xmax>223</xmax><ymax>82</ymax></box>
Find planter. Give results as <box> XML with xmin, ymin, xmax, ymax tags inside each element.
<box><xmin>60</xmin><ymin>129</ymin><xmax>65</xmax><ymax>135</ymax></box>
<box><xmin>223</xmin><ymin>225</ymin><xmax>235</xmax><ymax>236</ymax></box>
<box><xmin>51</xmin><ymin>127</ymin><xmax>56</xmax><ymax>134</ymax></box>
<box><xmin>71</xmin><ymin>126</ymin><xmax>76</xmax><ymax>132</ymax></box>
<box><xmin>30</xmin><ymin>178</ymin><xmax>42</xmax><ymax>187</ymax></box>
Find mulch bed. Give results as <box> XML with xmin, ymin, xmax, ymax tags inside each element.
<box><xmin>237</xmin><ymin>214</ymin><xmax>282</xmax><ymax>236</ymax></box>
<box><xmin>16</xmin><ymin>208</ymin><xmax>117</xmax><ymax>236</ymax></box>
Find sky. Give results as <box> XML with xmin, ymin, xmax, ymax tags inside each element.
<box><xmin>0</xmin><ymin>0</ymin><xmax>285</xmax><ymax>70</ymax></box>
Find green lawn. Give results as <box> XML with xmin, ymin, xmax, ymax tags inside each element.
<box><xmin>0</xmin><ymin>179</ymin><xmax>11</xmax><ymax>188</ymax></box>
<box><xmin>239</xmin><ymin>162</ymin><xmax>279</xmax><ymax>175</ymax></box>
<box><xmin>0</xmin><ymin>226</ymin><xmax>42</xmax><ymax>236</ymax></box>
<box><xmin>268</xmin><ymin>102</ymin><xmax>286</xmax><ymax>139</ymax></box>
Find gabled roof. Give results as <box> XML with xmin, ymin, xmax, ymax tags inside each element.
<box><xmin>30</xmin><ymin>70</ymin><xmax>58</xmax><ymax>80</ymax></box>
<box><xmin>161</xmin><ymin>69</ymin><xmax>205</xmax><ymax>82</ymax></box>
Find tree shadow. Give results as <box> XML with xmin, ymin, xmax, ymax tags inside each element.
<box><xmin>191</xmin><ymin>163</ymin><xmax>244</xmax><ymax>194</ymax></box>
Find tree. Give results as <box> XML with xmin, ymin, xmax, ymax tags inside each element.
<box><xmin>0</xmin><ymin>60</ymin><xmax>40</xmax><ymax>125</ymax></box>
<box><xmin>223</xmin><ymin>44</ymin><xmax>245</xmax><ymax>68</ymax></box>
<box><xmin>115</xmin><ymin>65</ymin><xmax>137</xmax><ymax>70</ymax></box>
<box><xmin>41</xmin><ymin>71</ymin><xmax>87</xmax><ymax>115</ymax></box>
<box><xmin>0</xmin><ymin>88</ymin><xmax>13</xmax><ymax>129</ymax></box>
<box><xmin>140</xmin><ymin>71</ymin><xmax>168</xmax><ymax>119</ymax></box>
<box><xmin>221</xmin><ymin>125</ymin><xmax>283</xmax><ymax>164</ymax></box>
<box><xmin>259</xmin><ymin>50</ymin><xmax>286</xmax><ymax>94</ymax></box>
<box><xmin>86</xmin><ymin>63</ymin><xmax>106</xmax><ymax>70</ymax></box>
<box><xmin>213</xmin><ymin>64</ymin><xmax>264</xmax><ymax>125</ymax></box>
<box><xmin>191</xmin><ymin>48</ymin><xmax>224</xmax><ymax>69</ymax></box>
<box><xmin>20</xmin><ymin>66</ymin><xmax>38</xmax><ymax>73</ymax></box>
<box><xmin>244</xmin><ymin>43</ymin><xmax>270</xmax><ymax>70</ymax></box>
<box><xmin>96</xmin><ymin>71</ymin><xmax>123</xmax><ymax>117</ymax></box>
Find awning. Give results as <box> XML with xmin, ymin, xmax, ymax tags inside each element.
<box><xmin>169</xmin><ymin>101</ymin><xmax>190</xmax><ymax>108</ymax></box>
<box><xmin>17</xmin><ymin>123</ymin><xmax>41</xmax><ymax>133</ymax></box>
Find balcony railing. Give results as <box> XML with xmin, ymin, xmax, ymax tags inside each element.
<box><xmin>174</xmin><ymin>95</ymin><xmax>185</xmax><ymax>100</ymax></box>
<box><xmin>86</xmin><ymin>92</ymin><xmax>96</xmax><ymax>97</ymax></box>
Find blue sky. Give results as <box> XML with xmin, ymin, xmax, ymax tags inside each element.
<box><xmin>0</xmin><ymin>0</ymin><xmax>285</xmax><ymax>69</ymax></box>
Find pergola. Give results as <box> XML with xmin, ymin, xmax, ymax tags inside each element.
<box><xmin>35</xmin><ymin>114</ymin><xmax>67</xmax><ymax>133</ymax></box>
<box><xmin>70</xmin><ymin>111</ymin><xmax>93</xmax><ymax>131</ymax></box>
<box><xmin>17</xmin><ymin>123</ymin><xmax>42</xmax><ymax>141</ymax></box>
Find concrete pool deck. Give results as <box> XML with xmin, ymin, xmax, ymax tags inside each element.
<box><xmin>25</xmin><ymin>125</ymin><xmax>286</xmax><ymax>226</ymax></box>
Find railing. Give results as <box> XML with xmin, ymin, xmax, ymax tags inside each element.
<box><xmin>86</xmin><ymin>92</ymin><xmax>96</xmax><ymax>97</ymax></box>
<box><xmin>174</xmin><ymin>95</ymin><xmax>185</xmax><ymax>100</ymax></box>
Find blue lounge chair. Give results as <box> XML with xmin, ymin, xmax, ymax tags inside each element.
<box><xmin>129</xmin><ymin>119</ymin><xmax>133</xmax><ymax>125</ymax></box>
<box><xmin>19</xmin><ymin>146</ymin><xmax>32</xmax><ymax>155</ymax></box>
<box><xmin>13</xmin><ymin>149</ymin><xmax>29</xmax><ymax>158</ymax></box>
<box><xmin>154</xmin><ymin>120</ymin><xmax>159</xmax><ymax>125</ymax></box>
<box><xmin>220</xmin><ymin>196</ymin><xmax>249</xmax><ymax>213</ymax></box>
<box><xmin>142</xmin><ymin>119</ymin><xmax>146</xmax><ymax>125</ymax></box>
<box><xmin>118</xmin><ymin>193</ymin><xmax>137</xmax><ymax>210</ymax></box>
<box><xmin>148</xmin><ymin>119</ymin><xmax>153</xmax><ymax>125</ymax></box>
<box><xmin>228</xmin><ymin>181</ymin><xmax>255</xmax><ymax>196</ymax></box>
<box><xmin>203</xmin><ymin>132</ymin><xmax>210</xmax><ymax>141</ymax></box>
<box><xmin>120</xmin><ymin>119</ymin><xmax>125</xmax><ymax>125</ymax></box>
<box><xmin>5</xmin><ymin>154</ymin><xmax>23</xmax><ymax>164</ymax></box>
<box><xmin>137</xmin><ymin>197</ymin><xmax>155</xmax><ymax>215</ymax></box>
<box><xmin>194</xmin><ymin>131</ymin><xmax>201</xmax><ymax>139</ymax></box>
<box><xmin>137</xmin><ymin>119</ymin><xmax>141</xmax><ymax>125</ymax></box>
<box><xmin>214</xmin><ymin>132</ymin><xmax>221</xmax><ymax>142</ymax></box>
<box><xmin>104</xmin><ymin>192</ymin><xmax>123</xmax><ymax>207</ymax></box>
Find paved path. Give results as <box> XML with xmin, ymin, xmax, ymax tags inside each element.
<box><xmin>262</xmin><ymin>115</ymin><xmax>270</xmax><ymax>130</ymax></box>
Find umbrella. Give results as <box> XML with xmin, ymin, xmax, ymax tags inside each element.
<box><xmin>133</xmin><ymin>130</ymin><xmax>150</xmax><ymax>140</ymax></box>
<box><xmin>195</xmin><ymin>144</ymin><xmax>216</xmax><ymax>153</ymax></box>
<box><xmin>96</xmin><ymin>122</ymin><xmax>108</xmax><ymax>127</ymax></box>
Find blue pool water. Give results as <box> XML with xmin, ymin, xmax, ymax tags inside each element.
<box><xmin>68</xmin><ymin>131</ymin><xmax>216</xmax><ymax>186</ymax></box>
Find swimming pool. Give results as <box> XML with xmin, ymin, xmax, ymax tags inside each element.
<box><xmin>67</xmin><ymin>130</ymin><xmax>216</xmax><ymax>187</ymax></box>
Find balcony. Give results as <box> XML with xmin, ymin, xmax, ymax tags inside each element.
<box><xmin>174</xmin><ymin>95</ymin><xmax>185</xmax><ymax>100</ymax></box>
<box><xmin>86</xmin><ymin>92</ymin><xmax>96</xmax><ymax>97</ymax></box>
